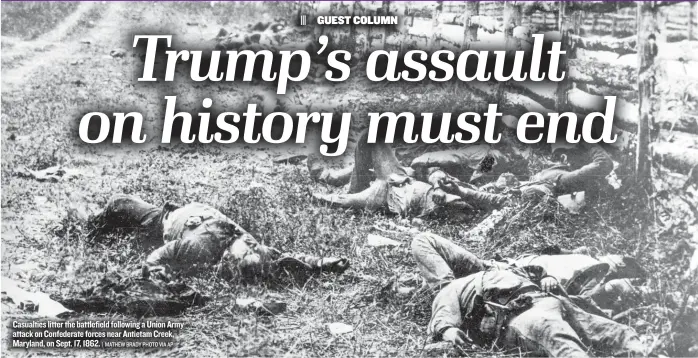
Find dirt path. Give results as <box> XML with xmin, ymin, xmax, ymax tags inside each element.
<box><xmin>2</xmin><ymin>2</ymin><xmax>102</xmax><ymax>89</ymax></box>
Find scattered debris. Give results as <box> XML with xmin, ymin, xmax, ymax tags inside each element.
<box><xmin>9</xmin><ymin>262</ymin><xmax>41</xmax><ymax>277</ymax></box>
<box><xmin>392</xmin><ymin>273</ymin><xmax>422</xmax><ymax>296</ymax></box>
<box><xmin>57</xmin><ymin>273</ymin><xmax>208</xmax><ymax>317</ymax></box>
<box><xmin>110</xmin><ymin>48</ymin><xmax>126</xmax><ymax>58</ymax></box>
<box><xmin>327</xmin><ymin>322</ymin><xmax>353</xmax><ymax>335</ymax></box>
<box><xmin>235</xmin><ymin>298</ymin><xmax>287</xmax><ymax>315</ymax></box>
<box><xmin>366</xmin><ymin>234</ymin><xmax>401</xmax><ymax>248</ymax></box>
<box><xmin>1</xmin><ymin>277</ymin><xmax>74</xmax><ymax>318</ymax></box>
<box><xmin>556</xmin><ymin>192</ymin><xmax>586</xmax><ymax>214</ymax></box>
<box><xmin>14</xmin><ymin>165</ymin><xmax>80</xmax><ymax>182</ymax></box>
<box><xmin>273</xmin><ymin>154</ymin><xmax>307</xmax><ymax>165</ymax></box>
<box><xmin>423</xmin><ymin>341</ymin><xmax>453</xmax><ymax>354</ymax></box>
<box><xmin>606</xmin><ymin>171</ymin><xmax>623</xmax><ymax>189</ymax></box>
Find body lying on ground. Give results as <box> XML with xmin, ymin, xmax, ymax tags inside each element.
<box><xmin>309</xmin><ymin>130</ymin><xmax>507</xmax><ymax>217</ymax></box>
<box><xmin>67</xmin><ymin>194</ymin><xmax>350</xmax><ymax>316</ymax></box>
<box><xmin>411</xmin><ymin>232</ymin><xmax>647</xmax><ymax>357</ymax></box>
<box><xmin>89</xmin><ymin>194</ymin><xmax>350</xmax><ymax>279</ymax></box>
<box><xmin>309</xmin><ymin>129</ymin><xmax>614</xmax><ymax>217</ymax></box>
<box><xmin>412</xmin><ymin>233</ymin><xmax>647</xmax><ymax>313</ymax></box>
<box><xmin>514</xmin><ymin>141</ymin><xmax>614</xmax><ymax>201</ymax></box>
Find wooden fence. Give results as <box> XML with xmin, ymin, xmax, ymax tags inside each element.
<box><xmin>298</xmin><ymin>1</ymin><xmax>698</xmax><ymax>178</ymax></box>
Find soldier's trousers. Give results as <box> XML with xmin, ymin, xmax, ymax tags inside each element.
<box><xmin>504</xmin><ymin>296</ymin><xmax>644</xmax><ymax>357</ymax></box>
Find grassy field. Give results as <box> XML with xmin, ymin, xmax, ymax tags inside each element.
<box><xmin>1</xmin><ymin>2</ymin><xmax>696</xmax><ymax>357</ymax></box>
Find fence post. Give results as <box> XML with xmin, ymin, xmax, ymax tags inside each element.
<box><xmin>503</xmin><ymin>0</ymin><xmax>522</xmax><ymax>40</ymax></box>
<box><xmin>573</xmin><ymin>10</ymin><xmax>581</xmax><ymax>35</ymax></box>
<box><xmin>429</xmin><ymin>1</ymin><xmax>443</xmax><ymax>50</ymax></box>
<box><xmin>497</xmin><ymin>2</ymin><xmax>519</xmax><ymax>104</ymax></box>
<box><xmin>381</xmin><ymin>1</ymin><xmax>390</xmax><ymax>49</ymax></box>
<box><xmin>461</xmin><ymin>2</ymin><xmax>479</xmax><ymax>49</ymax></box>
<box><xmin>690</xmin><ymin>1</ymin><xmax>696</xmax><ymax>41</ymax></box>
<box><xmin>636</xmin><ymin>2</ymin><xmax>658</xmax><ymax>189</ymax></box>
<box><xmin>556</xmin><ymin>1</ymin><xmax>570</xmax><ymax>112</ymax></box>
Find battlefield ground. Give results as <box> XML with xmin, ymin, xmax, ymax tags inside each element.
<box><xmin>1</xmin><ymin>2</ymin><xmax>696</xmax><ymax>357</ymax></box>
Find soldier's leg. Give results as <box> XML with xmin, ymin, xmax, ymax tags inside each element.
<box><xmin>349</xmin><ymin>129</ymin><xmax>414</xmax><ymax>194</ymax></box>
<box><xmin>275</xmin><ymin>253</ymin><xmax>350</xmax><ymax>275</ymax></box>
<box><xmin>307</xmin><ymin>153</ymin><xmax>354</xmax><ymax>187</ymax></box>
<box><xmin>504</xmin><ymin>296</ymin><xmax>590</xmax><ymax>357</ymax></box>
<box><xmin>559</xmin><ymin>297</ymin><xmax>645</xmax><ymax>356</ymax></box>
<box><xmin>89</xmin><ymin>194</ymin><xmax>170</xmax><ymax>248</ymax></box>
<box><xmin>313</xmin><ymin>180</ymin><xmax>390</xmax><ymax>212</ymax></box>
<box><xmin>306</xmin><ymin>126</ymin><xmax>354</xmax><ymax>187</ymax></box>
<box><xmin>587</xmin><ymin>278</ymin><xmax>643</xmax><ymax>311</ymax></box>
<box><xmin>410</xmin><ymin>233</ymin><xmax>487</xmax><ymax>288</ymax></box>
<box><xmin>348</xmin><ymin>129</ymin><xmax>376</xmax><ymax>193</ymax></box>
<box><xmin>456</xmin><ymin>187</ymin><xmax>508</xmax><ymax>210</ymax></box>
<box><xmin>91</xmin><ymin>194</ymin><xmax>160</xmax><ymax>229</ymax></box>
<box><xmin>311</xmin><ymin>129</ymin><xmax>413</xmax><ymax>211</ymax></box>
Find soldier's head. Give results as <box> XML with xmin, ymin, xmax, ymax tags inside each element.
<box><xmin>423</xmin><ymin>187</ymin><xmax>470</xmax><ymax>217</ymax></box>
<box><xmin>551</xmin><ymin>142</ymin><xmax>592</xmax><ymax>168</ymax></box>
<box><xmin>495</xmin><ymin>173</ymin><xmax>520</xmax><ymax>189</ymax></box>
<box><xmin>219</xmin><ymin>228</ymin><xmax>280</xmax><ymax>282</ymax></box>
<box><xmin>521</xmin><ymin>184</ymin><xmax>553</xmax><ymax>201</ymax></box>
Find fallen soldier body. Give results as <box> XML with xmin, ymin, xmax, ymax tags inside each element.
<box><xmin>89</xmin><ymin>194</ymin><xmax>350</xmax><ymax>279</ymax></box>
<box><xmin>309</xmin><ymin>129</ymin><xmax>614</xmax><ymax>216</ymax></box>
<box><xmin>310</xmin><ymin>131</ymin><xmax>507</xmax><ymax>217</ymax></box>
<box><xmin>416</xmin><ymin>140</ymin><xmax>614</xmax><ymax>204</ymax></box>
<box><xmin>412</xmin><ymin>233</ymin><xmax>647</xmax><ymax>356</ymax></box>
<box><xmin>412</xmin><ymin>233</ymin><xmax>647</xmax><ymax>313</ymax></box>
<box><xmin>63</xmin><ymin>194</ymin><xmax>350</xmax><ymax>316</ymax></box>
<box><xmin>510</xmin><ymin>141</ymin><xmax>614</xmax><ymax>201</ymax></box>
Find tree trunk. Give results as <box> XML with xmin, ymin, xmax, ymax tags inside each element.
<box><xmin>636</xmin><ymin>2</ymin><xmax>659</xmax><ymax>189</ymax></box>
<box><xmin>557</xmin><ymin>1</ymin><xmax>564</xmax><ymax>31</ymax></box>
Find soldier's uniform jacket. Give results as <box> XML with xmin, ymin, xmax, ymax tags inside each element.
<box><xmin>531</xmin><ymin>143</ymin><xmax>614</xmax><ymax>196</ymax></box>
<box><xmin>147</xmin><ymin>203</ymin><xmax>253</xmax><ymax>273</ymax></box>
<box><xmin>428</xmin><ymin>265</ymin><xmax>545</xmax><ymax>344</ymax></box>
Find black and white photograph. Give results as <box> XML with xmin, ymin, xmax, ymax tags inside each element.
<box><xmin>1</xmin><ymin>1</ymin><xmax>697</xmax><ymax>356</ymax></box>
